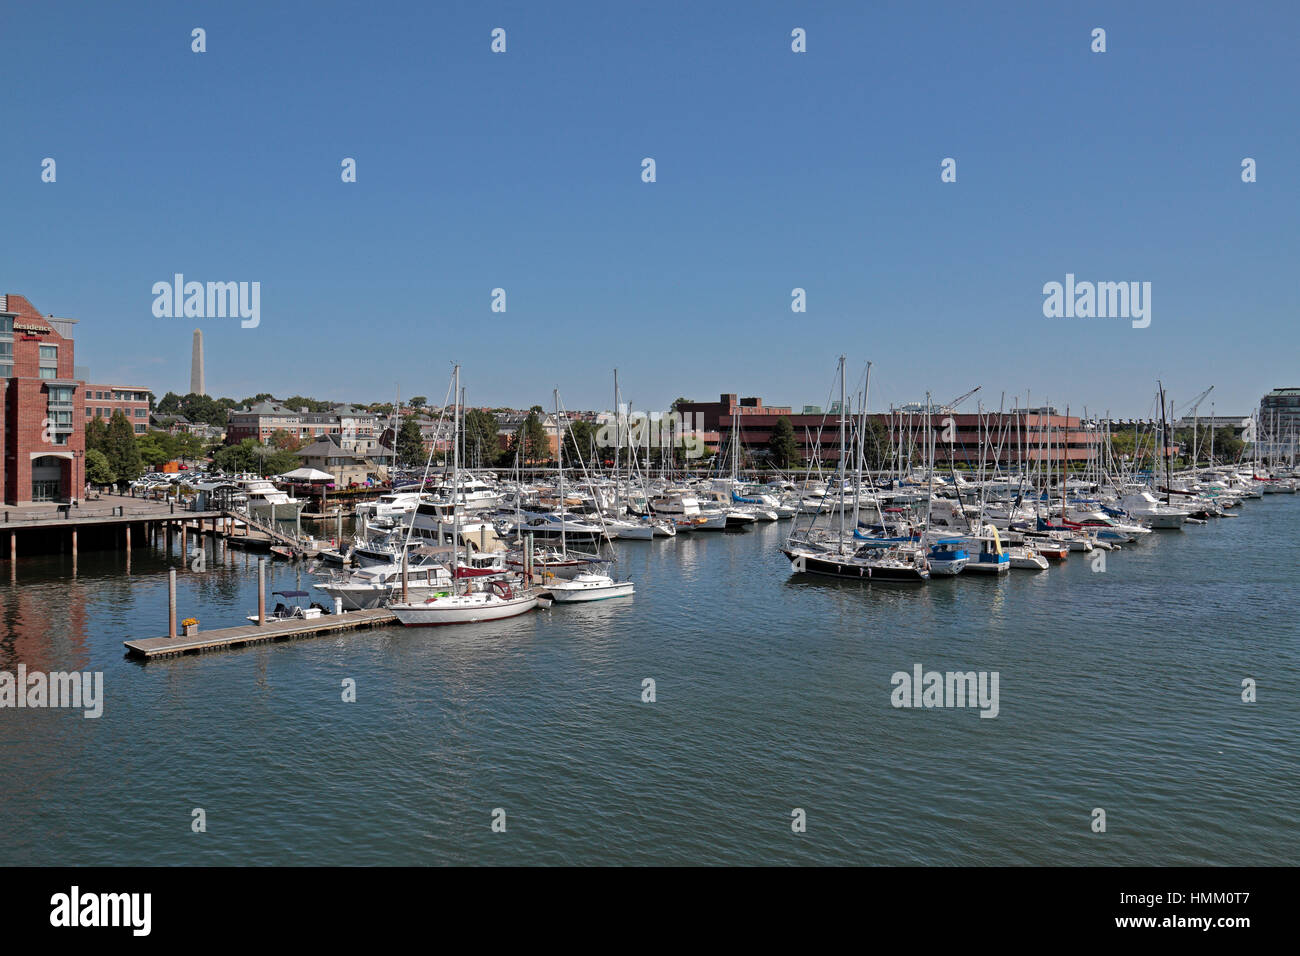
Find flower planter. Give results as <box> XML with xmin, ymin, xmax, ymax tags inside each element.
<box><xmin>182</xmin><ymin>623</ymin><xmax>198</xmax><ymax>637</ymax></box>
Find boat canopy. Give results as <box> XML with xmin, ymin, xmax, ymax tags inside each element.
<box><xmin>272</xmin><ymin>590</ymin><xmax>310</xmax><ymax>598</ymax></box>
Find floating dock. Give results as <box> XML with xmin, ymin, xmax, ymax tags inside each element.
<box><xmin>123</xmin><ymin>609</ymin><xmax>397</xmax><ymax>660</ymax></box>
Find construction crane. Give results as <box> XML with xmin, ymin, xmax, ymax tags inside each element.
<box><xmin>1174</xmin><ymin>385</ymin><xmax>1214</xmax><ymax>419</ymax></box>
<box><xmin>1173</xmin><ymin>385</ymin><xmax>1214</xmax><ymax>464</ymax></box>
<box><xmin>944</xmin><ymin>385</ymin><xmax>981</xmax><ymax>411</ymax></box>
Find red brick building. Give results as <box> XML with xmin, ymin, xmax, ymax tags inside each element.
<box><xmin>1</xmin><ymin>294</ymin><xmax>85</xmax><ymax>503</ymax></box>
<box><xmin>726</xmin><ymin>408</ymin><xmax>1101</xmax><ymax>467</ymax></box>
<box><xmin>84</xmin><ymin>384</ymin><xmax>151</xmax><ymax>434</ymax></box>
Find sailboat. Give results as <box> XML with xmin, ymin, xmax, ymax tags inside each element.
<box><xmin>390</xmin><ymin>366</ymin><xmax>539</xmax><ymax>626</ymax></box>
<box><xmin>543</xmin><ymin>389</ymin><xmax>636</xmax><ymax>603</ymax></box>
<box><xmin>781</xmin><ymin>357</ymin><xmax>930</xmax><ymax>583</ymax></box>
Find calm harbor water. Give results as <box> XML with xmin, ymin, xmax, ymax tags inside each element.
<box><xmin>1</xmin><ymin>498</ymin><xmax>1297</xmax><ymax>866</ymax></box>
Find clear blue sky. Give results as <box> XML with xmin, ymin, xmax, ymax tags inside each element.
<box><xmin>2</xmin><ymin>0</ymin><xmax>1296</xmax><ymax>417</ymax></box>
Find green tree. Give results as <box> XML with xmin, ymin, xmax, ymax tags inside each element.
<box><xmin>562</xmin><ymin>419</ymin><xmax>596</xmax><ymax>464</ymax></box>
<box><xmin>174</xmin><ymin>431</ymin><xmax>207</xmax><ymax>462</ymax></box>
<box><xmin>212</xmin><ymin>438</ymin><xmax>262</xmax><ymax>474</ymax></box>
<box><xmin>85</xmin><ymin>415</ymin><xmax>109</xmax><ymax>456</ymax></box>
<box><xmin>105</xmin><ymin>411</ymin><xmax>144</xmax><ymax>485</ymax></box>
<box><xmin>767</xmin><ymin>416</ymin><xmax>799</xmax><ymax>469</ymax></box>
<box><xmin>522</xmin><ymin>412</ymin><xmax>550</xmax><ymax>463</ymax></box>
<box><xmin>85</xmin><ymin>449</ymin><xmax>115</xmax><ymax>486</ymax></box>
<box><xmin>265</xmin><ymin>448</ymin><xmax>302</xmax><ymax>475</ymax></box>
<box><xmin>462</xmin><ymin>409</ymin><xmax>500</xmax><ymax>468</ymax></box>
<box><xmin>284</xmin><ymin>395</ymin><xmax>334</xmax><ymax>413</ymax></box>
<box><xmin>136</xmin><ymin>432</ymin><xmax>171</xmax><ymax>469</ymax></box>
<box><xmin>408</xmin><ymin>396</ymin><xmax>427</xmax><ymax>410</ymax></box>
<box><xmin>397</xmin><ymin>419</ymin><xmax>426</xmax><ymax>466</ymax></box>
<box><xmin>156</xmin><ymin>391</ymin><xmax>182</xmax><ymax>415</ymax></box>
<box><xmin>269</xmin><ymin>428</ymin><xmax>302</xmax><ymax>451</ymax></box>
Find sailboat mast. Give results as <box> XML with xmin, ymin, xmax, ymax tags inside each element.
<box><xmin>556</xmin><ymin>388</ymin><xmax>566</xmax><ymax>557</ymax></box>
<box><xmin>837</xmin><ymin>355</ymin><xmax>846</xmax><ymax>553</ymax></box>
<box><xmin>452</xmin><ymin>365</ymin><xmax>462</xmax><ymax>586</ymax></box>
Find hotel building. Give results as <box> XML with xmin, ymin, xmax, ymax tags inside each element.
<box><xmin>1</xmin><ymin>294</ymin><xmax>85</xmax><ymax>503</ymax></box>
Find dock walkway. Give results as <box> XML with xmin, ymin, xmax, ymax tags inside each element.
<box><xmin>124</xmin><ymin>608</ymin><xmax>397</xmax><ymax>659</ymax></box>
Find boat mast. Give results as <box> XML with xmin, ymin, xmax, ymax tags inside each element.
<box><xmin>1158</xmin><ymin>381</ymin><xmax>1173</xmax><ymax>503</ymax></box>
<box><xmin>452</xmin><ymin>365</ymin><xmax>462</xmax><ymax>588</ymax></box>
<box><xmin>837</xmin><ymin>354</ymin><xmax>847</xmax><ymax>553</ymax></box>
<box><xmin>556</xmin><ymin>388</ymin><xmax>567</xmax><ymax>558</ymax></box>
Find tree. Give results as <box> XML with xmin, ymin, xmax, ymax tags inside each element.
<box><xmin>767</xmin><ymin>416</ymin><xmax>799</xmax><ymax>469</ymax></box>
<box><xmin>284</xmin><ymin>395</ymin><xmax>334</xmax><ymax>413</ymax></box>
<box><xmin>212</xmin><ymin>438</ymin><xmax>262</xmax><ymax>474</ymax></box>
<box><xmin>156</xmin><ymin>391</ymin><xmax>182</xmax><ymax>415</ymax></box>
<box><xmin>264</xmin><ymin>448</ymin><xmax>302</xmax><ymax>475</ymax></box>
<box><xmin>239</xmin><ymin>393</ymin><xmax>274</xmax><ymax>407</ymax></box>
<box><xmin>135</xmin><ymin>432</ymin><xmax>171</xmax><ymax>469</ymax></box>
<box><xmin>85</xmin><ymin>415</ymin><xmax>109</xmax><ymax>456</ymax></box>
<box><xmin>85</xmin><ymin>449</ymin><xmax>115</xmax><ymax>486</ymax></box>
<box><xmin>397</xmin><ymin>419</ymin><xmax>425</xmax><ymax>466</ymax></box>
<box><xmin>174</xmin><ymin>431</ymin><xmax>207</xmax><ymax>462</ymax></box>
<box><xmin>562</xmin><ymin>420</ymin><xmax>596</xmax><ymax>464</ymax></box>
<box><xmin>408</xmin><ymin>396</ymin><xmax>427</xmax><ymax>410</ymax></box>
<box><xmin>462</xmin><ymin>409</ymin><xmax>500</xmax><ymax>468</ymax></box>
<box><xmin>269</xmin><ymin>428</ymin><xmax>302</xmax><ymax>451</ymax></box>
<box><xmin>105</xmin><ymin>411</ymin><xmax>144</xmax><ymax>485</ymax></box>
<box><xmin>521</xmin><ymin>412</ymin><xmax>550</xmax><ymax>463</ymax></box>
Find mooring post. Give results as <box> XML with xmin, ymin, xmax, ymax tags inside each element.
<box><xmin>168</xmin><ymin>569</ymin><xmax>177</xmax><ymax>639</ymax></box>
<box><xmin>71</xmin><ymin>528</ymin><xmax>77</xmax><ymax>558</ymax></box>
<box><xmin>125</xmin><ymin>523</ymin><xmax>131</xmax><ymax>553</ymax></box>
<box><xmin>180</xmin><ymin>522</ymin><xmax>187</xmax><ymax>560</ymax></box>
<box><xmin>258</xmin><ymin>557</ymin><xmax>267</xmax><ymax>625</ymax></box>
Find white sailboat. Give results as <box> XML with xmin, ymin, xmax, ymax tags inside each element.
<box><xmin>390</xmin><ymin>366</ymin><xmax>539</xmax><ymax>626</ymax></box>
<box><xmin>543</xmin><ymin>388</ymin><xmax>635</xmax><ymax>604</ymax></box>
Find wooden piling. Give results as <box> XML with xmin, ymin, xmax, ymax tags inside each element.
<box><xmin>257</xmin><ymin>557</ymin><xmax>266</xmax><ymax>625</ymax></box>
<box><xmin>168</xmin><ymin>569</ymin><xmax>177</xmax><ymax>639</ymax></box>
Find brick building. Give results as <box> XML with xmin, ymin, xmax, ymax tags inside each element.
<box><xmin>84</xmin><ymin>383</ymin><xmax>151</xmax><ymax>434</ymax></box>
<box><xmin>724</xmin><ymin>407</ymin><xmax>1102</xmax><ymax>467</ymax></box>
<box><xmin>226</xmin><ymin>401</ymin><xmax>380</xmax><ymax>453</ymax></box>
<box><xmin>1</xmin><ymin>294</ymin><xmax>85</xmax><ymax>503</ymax></box>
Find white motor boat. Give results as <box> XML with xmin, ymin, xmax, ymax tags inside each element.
<box><xmin>545</xmin><ymin>571</ymin><xmax>635</xmax><ymax>603</ymax></box>
<box><xmin>1119</xmin><ymin>491</ymin><xmax>1189</xmax><ymax>529</ymax></box>
<box><xmin>1007</xmin><ymin>546</ymin><xmax>1049</xmax><ymax>570</ymax></box>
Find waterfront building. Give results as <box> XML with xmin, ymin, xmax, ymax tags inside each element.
<box><xmin>720</xmin><ymin>405</ymin><xmax>1102</xmax><ymax>468</ymax></box>
<box><xmin>294</xmin><ymin>435</ymin><xmax>378</xmax><ymax>486</ymax></box>
<box><xmin>1258</xmin><ymin>387</ymin><xmax>1300</xmax><ymax>460</ymax></box>
<box><xmin>0</xmin><ymin>294</ymin><xmax>85</xmax><ymax>503</ymax></box>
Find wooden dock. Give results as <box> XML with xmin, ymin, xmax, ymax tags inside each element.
<box><xmin>123</xmin><ymin>608</ymin><xmax>397</xmax><ymax>660</ymax></box>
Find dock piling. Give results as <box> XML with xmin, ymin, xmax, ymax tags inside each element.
<box><xmin>257</xmin><ymin>557</ymin><xmax>266</xmax><ymax>625</ymax></box>
<box><xmin>168</xmin><ymin>569</ymin><xmax>177</xmax><ymax>639</ymax></box>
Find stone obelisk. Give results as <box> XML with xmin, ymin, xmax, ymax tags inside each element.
<box><xmin>191</xmin><ymin>329</ymin><xmax>206</xmax><ymax>396</ymax></box>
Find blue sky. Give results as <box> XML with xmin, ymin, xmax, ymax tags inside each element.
<box><xmin>2</xmin><ymin>0</ymin><xmax>1296</xmax><ymax>416</ymax></box>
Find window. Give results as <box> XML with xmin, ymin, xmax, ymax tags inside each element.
<box><xmin>86</xmin><ymin>408</ymin><xmax>93</xmax><ymax>417</ymax></box>
<box><xmin>134</xmin><ymin>424</ymin><xmax>145</xmax><ymax>433</ymax></box>
<box><xmin>135</xmin><ymin>408</ymin><xmax>147</xmax><ymax>418</ymax></box>
<box><xmin>39</xmin><ymin>367</ymin><xmax>56</xmax><ymax>379</ymax></box>
<box><xmin>39</xmin><ymin>345</ymin><xmax>57</xmax><ymax>361</ymax></box>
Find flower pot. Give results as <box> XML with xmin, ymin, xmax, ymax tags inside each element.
<box><xmin>183</xmin><ymin>623</ymin><xmax>198</xmax><ymax>637</ymax></box>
